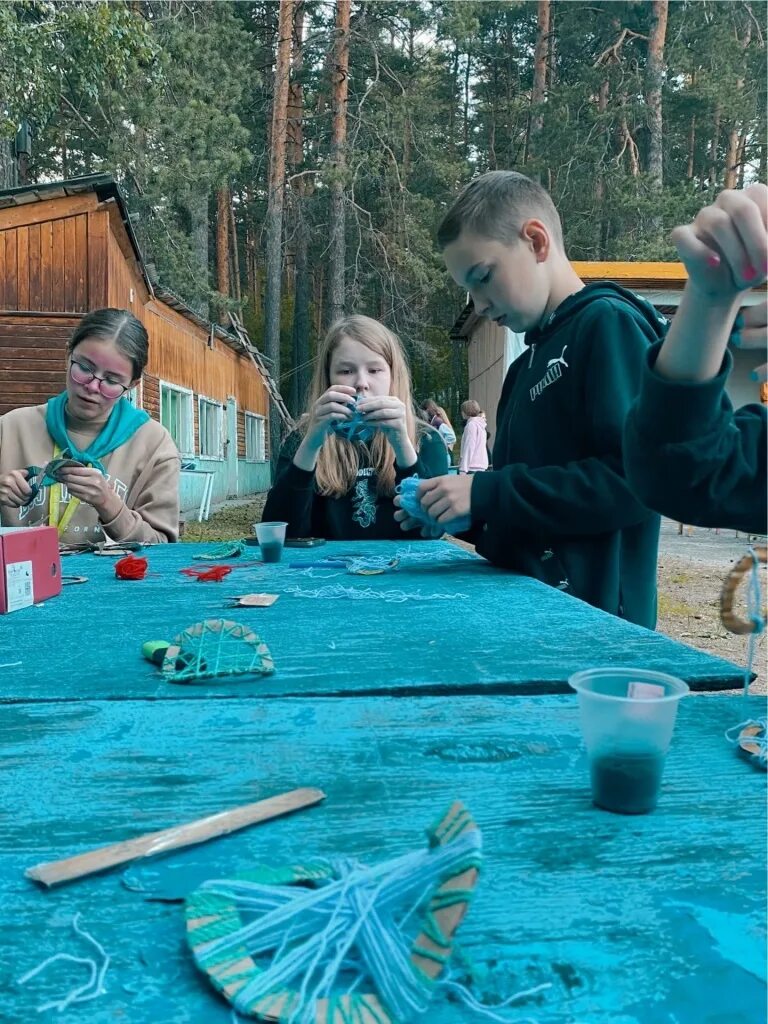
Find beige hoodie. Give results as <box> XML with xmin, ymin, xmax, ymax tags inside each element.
<box><xmin>0</xmin><ymin>404</ymin><xmax>180</xmax><ymax>545</ymax></box>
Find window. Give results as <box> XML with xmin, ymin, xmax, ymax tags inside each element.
<box><xmin>125</xmin><ymin>379</ymin><xmax>142</xmax><ymax>408</ymax></box>
<box><xmin>245</xmin><ymin>413</ymin><xmax>266</xmax><ymax>462</ymax></box>
<box><xmin>198</xmin><ymin>397</ymin><xmax>223</xmax><ymax>458</ymax></box>
<box><xmin>160</xmin><ymin>382</ymin><xmax>193</xmax><ymax>455</ymax></box>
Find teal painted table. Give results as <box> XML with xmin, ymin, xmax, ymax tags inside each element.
<box><xmin>0</xmin><ymin>541</ymin><xmax>745</xmax><ymax>701</ymax></box>
<box><xmin>1</xmin><ymin>694</ymin><xmax>765</xmax><ymax>1023</ymax></box>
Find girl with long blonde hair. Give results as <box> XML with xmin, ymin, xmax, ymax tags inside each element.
<box><xmin>263</xmin><ymin>315</ymin><xmax>448</xmax><ymax>538</ymax></box>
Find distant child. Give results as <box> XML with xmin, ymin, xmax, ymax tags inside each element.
<box><xmin>395</xmin><ymin>170</ymin><xmax>667</xmax><ymax>627</ymax></box>
<box><xmin>624</xmin><ymin>184</ymin><xmax>767</xmax><ymax>536</ymax></box>
<box><xmin>421</xmin><ymin>399</ymin><xmax>457</xmax><ymax>452</ymax></box>
<box><xmin>263</xmin><ymin>315</ymin><xmax>448</xmax><ymax>539</ymax></box>
<box><xmin>458</xmin><ymin>400</ymin><xmax>489</xmax><ymax>474</ymax></box>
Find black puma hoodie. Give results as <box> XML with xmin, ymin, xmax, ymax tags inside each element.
<box><xmin>469</xmin><ymin>282</ymin><xmax>668</xmax><ymax>628</ymax></box>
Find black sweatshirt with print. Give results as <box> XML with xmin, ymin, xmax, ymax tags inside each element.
<box><xmin>468</xmin><ymin>283</ymin><xmax>668</xmax><ymax>628</ymax></box>
<box><xmin>263</xmin><ymin>426</ymin><xmax>449</xmax><ymax>540</ymax></box>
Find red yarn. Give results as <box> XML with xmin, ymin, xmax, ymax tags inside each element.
<box><xmin>180</xmin><ymin>565</ymin><xmax>233</xmax><ymax>582</ymax></box>
<box><xmin>115</xmin><ymin>555</ymin><xmax>149</xmax><ymax>580</ymax></box>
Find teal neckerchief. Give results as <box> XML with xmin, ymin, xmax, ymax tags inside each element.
<box><xmin>45</xmin><ymin>392</ymin><xmax>150</xmax><ymax>474</ymax></box>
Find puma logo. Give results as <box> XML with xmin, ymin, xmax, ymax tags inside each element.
<box><xmin>547</xmin><ymin>345</ymin><xmax>568</xmax><ymax>369</ymax></box>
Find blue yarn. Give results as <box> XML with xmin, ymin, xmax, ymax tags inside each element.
<box><xmin>196</xmin><ymin>832</ymin><xmax>485</xmax><ymax>1023</ymax></box>
<box><xmin>330</xmin><ymin>399</ymin><xmax>375</xmax><ymax>443</ymax></box>
<box><xmin>396</xmin><ymin>475</ymin><xmax>472</xmax><ymax>536</ymax></box>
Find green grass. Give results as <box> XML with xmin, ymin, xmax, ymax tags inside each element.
<box><xmin>181</xmin><ymin>497</ymin><xmax>266</xmax><ymax>543</ymax></box>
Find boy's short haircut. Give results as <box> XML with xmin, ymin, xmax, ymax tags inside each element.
<box><xmin>437</xmin><ymin>170</ymin><xmax>564</xmax><ymax>251</ymax></box>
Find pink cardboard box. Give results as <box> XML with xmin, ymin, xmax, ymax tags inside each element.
<box><xmin>0</xmin><ymin>526</ymin><xmax>62</xmax><ymax>614</ymax></box>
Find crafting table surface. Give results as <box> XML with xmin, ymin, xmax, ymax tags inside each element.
<box><xmin>0</xmin><ymin>540</ymin><xmax>746</xmax><ymax>701</ymax></box>
<box><xmin>1</xmin><ymin>693</ymin><xmax>765</xmax><ymax>1023</ymax></box>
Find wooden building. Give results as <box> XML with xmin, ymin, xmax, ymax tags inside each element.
<box><xmin>0</xmin><ymin>174</ymin><xmax>271</xmax><ymax>515</ymax></box>
<box><xmin>451</xmin><ymin>261</ymin><xmax>765</xmax><ymax>443</ymax></box>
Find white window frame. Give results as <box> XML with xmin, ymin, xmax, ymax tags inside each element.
<box><xmin>160</xmin><ymin>381</ymin><xmax>194</xmax><ymax>456</ymax></box>
<box><xmin>198</xmin><ymin>396</ymin><xmax>224</xmax><ymax>460</ymax></box>
<box><xmin>125</xmin><ymin>377</ymin><xmax>143</xmax><ymax>409</ymax></box>
<box><xmin>244</xmin><ymin>412</ymin><xmax>267</xmax><ymax>463</ymax></box>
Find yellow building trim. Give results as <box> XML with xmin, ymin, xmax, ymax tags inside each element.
<box><xmin>571</xmin><ymin>261</ymin><xmax>687</xmax><ymax>287</ymax></box>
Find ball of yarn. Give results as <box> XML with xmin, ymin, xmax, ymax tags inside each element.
<box><xmin>115</xmin><ymin>555</ymin><xmax>148</xmax><ymax>580</ymax></box>
<box><xmin>396</xmin><ymin>475</ymin><xmax>471</xmax><ymax>536</ymax></box>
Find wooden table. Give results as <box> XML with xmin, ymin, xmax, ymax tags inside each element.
<box><xmin>1</xmin><ymin>693</ymin><xmax>765</xmax><ymax>1023</ymax></box>
<box><xmin>0</xmin><ymin>540</ymin><xmax>745</xmax><ymax>701</ymax></box>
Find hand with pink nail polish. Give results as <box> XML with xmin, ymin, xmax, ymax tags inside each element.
<box><xmin>670</xmin><ymin>182</ymin><xmax>768</xmax><ymax>301</ymax></box>
<box><xmin>655</xmin><ymin>184</ymin><xmax>767</xmax><ymax>385</ymax></box>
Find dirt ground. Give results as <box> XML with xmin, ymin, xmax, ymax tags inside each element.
<box><xmin>183</xmin><ymin>501</ymin><xmax>765</xmax><ymax>694</ymax></box>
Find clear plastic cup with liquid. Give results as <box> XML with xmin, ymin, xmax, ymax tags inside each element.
<box><xmin>568</xmin><ymin>667</ymin><xmax>690</xmax><ymax>814</ymax></box>
<box><xmin>254</xmin><ymin>521</ymin><xmax>288</xmax><ymax>563</ymax></box>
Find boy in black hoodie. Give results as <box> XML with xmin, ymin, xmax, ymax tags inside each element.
<box><xmin>395</xmin><ymin>171</ymin><xmax>666</xmax><ymax>628</ymax></box>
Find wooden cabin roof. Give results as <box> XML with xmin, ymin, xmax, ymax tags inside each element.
<box><xmin>0</xmin><ymin>174</ymin><xmax>250</xmax><ymax>353</ymax></box>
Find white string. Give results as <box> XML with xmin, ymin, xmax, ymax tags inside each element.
<box><xmin>17</xmin><ymin>914</ymin><xmax>110</xmax><ymax>1014</ymax></box>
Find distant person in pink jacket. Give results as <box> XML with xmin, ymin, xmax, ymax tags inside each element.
<box><xmin>458</xmin><ymin>400</ymin><xmax>490</xmax><ymax>474</ymax></box>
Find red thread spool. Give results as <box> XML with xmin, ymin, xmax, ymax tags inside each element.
<box><xmin>115</xmin><ymin>555</ymin><xmax>149</xmax><ymax>580</ymax></box>
<box><xmin>180</xmin><ymin>565</ymin><xmax>233</xmax><ymax>582</ymax></box>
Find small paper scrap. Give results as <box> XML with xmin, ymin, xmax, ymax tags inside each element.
<box><xmin>627</xmin><ymin>681</ymin><xmax>665</xmax><ymax>699</ymax></box>
<box><xmin>231</xmin><ymin>594</ymin><xmax>279</xmax><ymax>607</ymax></box>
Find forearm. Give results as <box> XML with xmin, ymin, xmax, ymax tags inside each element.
<box><xmin>654</xmin><ymin>287</ymin><xmax>741</xmax><ymax>383</ymax></box>
<box><xmin>390</xmin><ymin>434</ymin><xmax>418</xmax><ymax>469</ymax></box>
<box><xmin>293</xmin><ymin>435</ymin><xmax>323</xmax><ymax>472</ymax></box>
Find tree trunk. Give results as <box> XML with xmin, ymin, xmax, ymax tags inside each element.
<box><xmin>230</xmin><ymin>200</ymin><xmax>241</xmax><ymax>305</ymax></box>
<box><xmin>529</xmin><ymin>0</ymin><xmax>550</xmax><ymax>167</ymax></box>
<box><xmin>327</xmin><ymin>0</ymin><xmax>350</xmax><ymax>327</ymax></box>
<box><xmin>291</xmin><ymin>216</ymin><xmax>310</xmax><ymax>415</ymax></box>
<box><xmin>216</xmin><ymin>185</ymin><xmax>231</xmax><ymax>324</ymax></box>
<box><xmin>288</xmin><ymin>1</ymin><xmax>311</xmax><ymax>417</ymax></box>
<box><xmin>264</xmin><ymin>0</ymin><xmax>294</xmax><ymax>466</ymax></box>
<box><xmin>686</xmin><ymin>114</ymin><xmax>696</xmax><ymax>181</ymax></box>
<box><xmin>187</xmin><ymin>191</ymin><xmax>209</xmax><ymax>319</ymax></box>
<box><xmin>709</xmin><ymin>103</ymin><xmax>722</xmax><ymax>187</ymax></box>
<box><xmin>736</xmin><ymin>128</ymin><xmax>748</xmax><ymax>189</ymax></box>
<box><xmin>463</xmin><ymin>52</ymin><xmax>471</xmax><ymax>158</ymax></box>
<box><xmin>0</xmin><ymin>137</ymin><xmax>16</xmax><ymax>190</ymax></box>
<box><xmin>724</xmin><ymin>124</ymin><xmax>741</xmax><ymax>190</ymax></box>
<box><xmin>596</xmin><ymin>79</ymin><xmax>609</xmax><ymax>256</ymax></box>
<box><xmin>646</xmin><ymin>0</ymin><xmax>668</xmax><ymax>237</ymax></box>
<box><xmin>724</xmin><ymin>26</ymin><xmax>751</xmax><ymax>190</ymax></box>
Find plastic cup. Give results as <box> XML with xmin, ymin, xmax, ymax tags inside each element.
<box><xmin>253</xmin><ymin>521</ymin><xmax>288</xmax><ymax>563</ymax></box>
<box><xmin>568</xmin><ymin>667</ymin><xmax>689</xmax><ymax>814</ymax></box>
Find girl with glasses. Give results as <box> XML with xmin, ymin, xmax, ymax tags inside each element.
<box><xmin>0</xmin><ymin>308</ymin><xmax>180</xmax><ymax>545</ymax></box>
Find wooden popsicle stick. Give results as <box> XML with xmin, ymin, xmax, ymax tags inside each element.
<box><xmin>26</xmin><ymin>786</ymin><xmax>326</xmax><ymax>888</ymax></box>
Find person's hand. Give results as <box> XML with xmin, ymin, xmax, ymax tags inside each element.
<box><xmin>0</xmin><ymin>469</ymin><xmax>33</xmax><ymax>508</ymax></box>
<box><xmin>57</xmin><ymin>466</ymin><xmax>120</xmax><ymax>519</ymax></box>
<box><xmin>733</xmin><ymin>298</ymin><xmax>767</xmax><ymax>383</ymax></box>
<box><xmin>393</xmin><ymin>495</ymin><xmax>445</xmax><ymax>537</ymax></box>
<box><xmin>356</xmin><ymin>395</ymin><xmax>408</xmax><ymax>444</ymax></box>
<box><xmin>304</xmin><ymin>385</ymin><xmax>357</xmax><ymax>447</ymax></box>
<box><xmin>671</xmin><ymin>183</ymin><xmax>767</xmax><ymax>302</ymax></box>
<box><xmin>418</xmin><ymin>474</ymin><xmax>473</xmax><ymax>525</ymax></box>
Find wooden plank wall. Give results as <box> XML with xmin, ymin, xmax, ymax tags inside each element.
<box><xmin>0</xmin><ymin>316</ymin><xmax>78</xmax><ymax>416</ymax></box>
<box><xmin>0</xmin><ymin>194</ymin><xmax>268</xmax><ymax>432</ymax></box>
<box><xmin>106</xmin><ymin>230</ymin><xmax>268</xmax><ymax>417</ymax></box>
<box><xmin>468</xmin><ymin>318</ymin><xmax>505</xmax><ymax>442</ymax></box>
<box><xmin>0</xmin><ymin>207</ymin><xmax>101</xmax><ymax>313</ymax></box>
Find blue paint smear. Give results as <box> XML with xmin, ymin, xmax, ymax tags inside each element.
<box><xmin>670</xmin><ymin>900</ymin><xmax>767</xmax><ymax>982</ymax></box>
